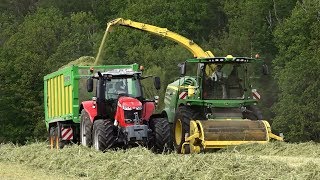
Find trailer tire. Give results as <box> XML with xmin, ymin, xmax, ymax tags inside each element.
<box><xmin>49</xmin><ymin>125</ymin><xmax>64</xmax><ymax>149</ymax></box>
<box><xmin>49</xmin><ymin>126</ymin><xmax>55</xmax><ymax>149</ymax></box>
<box><xmin>173</xmin><ymin>106</ymin><xmax>200</xmax><ymax>153</ymax></box>
<box><xmin>80</xmin><ymin>110</ymin><xmax>93</xmax><ymax>147</ymax></box>
<box><xmin>93</xmin><ymin>119</ymin><xmax>115</xmax><ymax>151</ymax></box>
<box><xmin>150</xmin><ymin>118</ymin><xmax>173</xmax><ymax>153</ymax></box>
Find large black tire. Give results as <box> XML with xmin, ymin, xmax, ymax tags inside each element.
<box><xmin>49</xmin><ymin>126</ymin><xmax>55</xmax><ymax>149</ymax></box>
<box><xmin>149</xmin><ymin>118</ymin><xmax>173</xmax><ymax>153</ymax></box>
<box><xmin>49</xmin><ymin>124</ymin><xmax>64</xmax><ymax>149</ymax></box>
<box><xmin>243</xmin><ymin>106</ymin><xmax>263</xmax><ymax>120</ymax></box>
<box><xmin>92</xmin><ymin>119</ymin><xmax>116</xmax><ymax>151</ymax></box>
<box><xmin>80</xmin><ymin>109</ymin><xmax>93</xmax><ymax>147</ymax></box>
<box><xmin>173</xmin><ymin>106</ymin><xmax>201</xmax><ymax>153</ymax></box>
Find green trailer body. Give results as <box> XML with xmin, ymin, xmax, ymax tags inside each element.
<box><xmin>43</xmin><ymin>64</ymin><xmax>140</xmax><ymax>130</ymax></box>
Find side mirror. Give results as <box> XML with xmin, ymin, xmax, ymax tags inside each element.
<box><xmin>154</xmin><ymin>77</ymin><xmax>161</xmax><ymax>90</ymax></box>
<box><xmin>87</xmin><ymin>78</ymin><xmax>93</xmax><ymax>92</ymax></box>
<box><xmin>262</xmin><ymin>64</ymin><xmax>269</xmax><ymax>75</ymax></box>
<box><xmin>178</xmin><ymin>62</ymin><xmax>186</xmax><ymax>76</ymax></box>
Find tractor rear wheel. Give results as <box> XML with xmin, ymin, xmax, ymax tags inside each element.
<box><xmin>150</xmin><ymin>118</ymin><xmax>173</xmax><ymax>153</ymax></box>
<box><xmin>80</xmin><ymin>109</ymin><xmax>93</xmax><ymax>147</ymax></box>
<box><xmin>173</xmin><ymin>106</ymin><xmax>200</xmax><ymax>153</ymax></box>
<box><xmin>93</xmin><ymin>119</ymin><xmax>115</xmax><ymax>151</ymax></box>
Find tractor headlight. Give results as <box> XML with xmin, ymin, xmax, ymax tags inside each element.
<box><xmin>136</xmin><ymin>106</ymin><xmax>143</xmax><ymax>110</ymax></box>
<box><xmin>122</xmin><ymin>106</ymin><xmax>132</xmax><ymax>110</ymax></box>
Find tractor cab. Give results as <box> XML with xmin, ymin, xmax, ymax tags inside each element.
<box><xmin>87</xmin><ymin>68</ymin><xmax>145</xmax><ymax>121</ymax></box>
<box><xmin>102</xmin><ymin>69</ymin><xmax>143</xmax><ymax>100</ymax></box>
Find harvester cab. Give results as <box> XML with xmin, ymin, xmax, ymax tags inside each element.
<box><xmin>164</xmin><ymin>56</ymin><xmax>283</xmax><ymax>153</ymax></box>
<box><xmin>82</xmin><ymin>66</ymin><xmax>171</xmax><ymax>152</ymax></box>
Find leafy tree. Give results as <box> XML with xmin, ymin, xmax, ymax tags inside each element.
<box><xmin>141</xmin><ymin>65</ymin><xmax>167</xmax><ymax>111</ymax></box>
<box><xmin>272</xmin><ymin>0</ymin><xmax>320</xmax><ymax>142</ymax></box>
<box><xmin>214</xmin><ymin>0</ymin><xmax>297</xmax><ymax>121</ymax></box>
<box><xmin>0</xmin><ymin>7</ymin><xmax>99</xmax><ymax>142</ymax></box>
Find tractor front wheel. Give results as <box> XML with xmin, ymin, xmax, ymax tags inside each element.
<box><xmin>93</xmin><ymin>119</ymin><xmax>115</xmax><ymax>152</ymax></box>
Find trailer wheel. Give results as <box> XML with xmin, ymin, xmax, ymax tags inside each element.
<box><xmin>173</xmin><ymin>106</ymin><xmax>200</xmax><ymax>153</ymax></box>
<box><xmin>93</xmin><ymin>119</ymin><xmax>115</xmax><ymax>151</ymax></box>
<box><xmin>149</xmin><ymin>118</ymin><xmax>173</xmax><ymax>153</ymax></box>
<box><xmin>80</xmin><ymin>109</ymin><xmax>93</xmax><ymax>147</ymax></box>
<box><xmin>49</xmin><ymin>125</ymin><xmax>64</xmax><ymax>149</ymax></box>
<box><xmin>49</xmin><ymin>126</ymin><xmax>55</xmax><ymax>149</ymax></box>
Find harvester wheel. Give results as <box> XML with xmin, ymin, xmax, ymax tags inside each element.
<box><xmin>173</xmin><ymin>106</ymin><xmax>200</xmax><ymax>153</ymax></box>
<box><xmin>93</xmin><ymin>119</ymin><xmax>115</xmax><ymax>151</ymax></box>
<box><xmin>80</xmin><ymin>109</ymin><xmax>93</xmax><ymax>147</ymax></box>
<box><xmin>243</xmin><ymin>106</ymin><xmax>263</xmax><ymax>120</ymax></box>
<box><xmin>150</xmin><ymin>118</ymin><xmax>173</xmax><ymax>153</ymax></box>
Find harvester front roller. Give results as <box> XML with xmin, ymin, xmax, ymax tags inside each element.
<box><xmin>181</xmin><ymin>120</ymin><xmax>283</xmax><ymax>154</ymax></box>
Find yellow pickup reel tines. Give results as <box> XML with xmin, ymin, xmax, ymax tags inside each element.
<box><xmin>181</xmin><ymin>120</ymin><xmax>283</xmax><ymax>154</ymax></box>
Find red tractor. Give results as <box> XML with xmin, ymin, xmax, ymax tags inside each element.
<box><xmin>80</xmin><ymin>67</ymin><xmax>171</xmax><ymax>152</ymax></box>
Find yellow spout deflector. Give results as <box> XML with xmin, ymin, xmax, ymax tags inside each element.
<box><xmin>181</xmin><ymin>119</ymin><xmax>283</xmax><ymax>154</ymax></box>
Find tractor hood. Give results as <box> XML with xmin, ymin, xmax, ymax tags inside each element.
<box><xmin>117</xmin><ymin>96</ymin><xmax>142</xmax><ymax>110</ymax></box>
<box><xmin>115</xmin><ymin>96</ymin><xmax>143</xmax><ymax>127</ymax></box>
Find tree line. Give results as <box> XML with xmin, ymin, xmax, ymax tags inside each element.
<box><xmin>0</xmin><ymin>0</ymin><xmax>319</xmax><ymax>143</ymax></box>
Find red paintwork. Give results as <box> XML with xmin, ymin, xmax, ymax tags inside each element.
<box><xmin>82</xmin><ymin>97</ymin><xmax>155</xmax><ymax>126</ymax></box>
<box><xmin>115</xmin><ymin>96</ymin><xmax>142</xmax><ymax>127</ymax></box>
<box><xmin>142</xmin><ymin>102</ymin><xmax>155</xmax><ymax>121</ymax></box>
<box><xmin>82</xmin><ymin>101</ymin><xmax>97</xmax><ymax>122</ymax></box>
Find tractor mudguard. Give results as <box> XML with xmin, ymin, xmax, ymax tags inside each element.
<box><xmin>142</xmin><ymin>101</ymin><xmax>155</xmax><ymax>121</ymax></box>
<box><xmin>81</xmin><ymin>101</ymin><xmax>97</xmax><ymax>122</ymax></box>
<box><xmin>162</xmin><ymin>108</ymin><xmax>174</xmax><ymax>123</ymax></box>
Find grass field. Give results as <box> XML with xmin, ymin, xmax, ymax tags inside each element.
<box><xmin>0</xmin><ymin>142</ymin><xmax>320</xmax><ymax>179</ymax></box>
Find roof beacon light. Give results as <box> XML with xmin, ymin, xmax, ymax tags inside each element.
<box><xmin>226</xmin><ymin>55</ymin><xmax>234</xmax><ymax>61</ymax></box>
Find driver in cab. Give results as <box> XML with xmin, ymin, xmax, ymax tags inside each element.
<box><xmin>114</xmin><ymin>81</ymin><xmax>127</xmax><ymax>95</ymax></box>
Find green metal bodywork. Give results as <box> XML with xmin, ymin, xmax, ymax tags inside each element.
<box><xmin>43</xmin><ymin>64</ymin><xmax>140</xmax><ymax>130</ymax></box>
<box><xmin>163</xmin><ymin>57</ymin><xmax>260</xmax><ymax>123</ymax></box>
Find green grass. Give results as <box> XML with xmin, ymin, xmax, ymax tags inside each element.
<box><xmin>0</xmin><ymin>142</ymin><xmax>320</xmax><ymax>179</ymax></box>
<box><xmin>0</xmin><ymin>162</ymin><xmax>78</xmax><ymax>180</ymax></box>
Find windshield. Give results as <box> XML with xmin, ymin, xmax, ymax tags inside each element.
<box><xmin>203</xmin><ymin>63</ymin><xmax>245</xmax><ymax>99</ymax></box>
<box><xmin>105</xmin><ymin>77</ymin><xmax>142</xmax><ymax>99</ymax></box>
